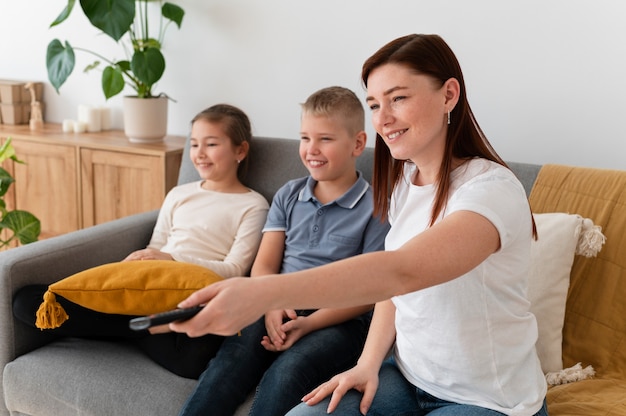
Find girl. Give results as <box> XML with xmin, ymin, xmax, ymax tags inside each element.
<box><xmin>13</xmin><ymin>104</ymin><xmax>269</xmax><ymax>379</ymax></box>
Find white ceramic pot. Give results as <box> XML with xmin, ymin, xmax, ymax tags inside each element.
<box><xmin>123</xmin><ymin>96</ymin><xmax>168</xmax><ymax>143</ymax></box>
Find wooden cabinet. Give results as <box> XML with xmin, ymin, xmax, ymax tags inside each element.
<box><xmin>7</xmin><ymin>138</ymin><xmax>79</xmax><ymax>239</ymax></box>
<box><xmin>1</xmin><ymin>124</ymin><xmax>185</xmax><ymax>239</ymax></box>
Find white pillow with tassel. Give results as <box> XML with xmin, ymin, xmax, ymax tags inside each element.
<box><xmin>528</xmin><ymin>212</ymin><xmax>606</xmax><ymax>381</ymax></box>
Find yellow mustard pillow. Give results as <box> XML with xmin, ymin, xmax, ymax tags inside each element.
<box><xmin>35</xmin><ymin>260</ymin><xmax>223</xmax><ymax>329</ymax></box>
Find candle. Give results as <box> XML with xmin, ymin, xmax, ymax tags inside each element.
<box><xmin>100</xmin><ymin>106</ymin><xmax>111</xmax><ymax>130</ymax></box>
<box><xmin>77</xmin><ymin>104</ymin><xmax>101</xmax><ymax>132</ymax></box>
<box><xmin>77</xmin><ymin>104</ymin><xmax>90</xmax><ymax>123</ymax></box>
<box><xmin>62</xmin><ymin>119</ymin><xmax>75</xmax><ymax>133</ymax></box>
<box><xmin>85</xmin><ymin>107</ymin><xmax>101</xmax><ymax>132</ymax></box>
<box><xmin>73</xmin><ymin>121</ymin><xmax>87</xmax><ymax>133</ymax></box>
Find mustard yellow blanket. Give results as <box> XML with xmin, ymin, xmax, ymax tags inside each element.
<box><xmin>529</xmin><ymin>164</ymin><xmax>626</xmax><ymax>415</ymax></box>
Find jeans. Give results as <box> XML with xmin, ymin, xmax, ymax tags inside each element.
<box><xmin>286</xmin><ymin>358</ymin><xmax>550</xmax><ymax>416</ymax></box>
<box><xmin>179</xmin><ymin>314</ymin><xmax>370</xmax><ymax>416</ymax></box>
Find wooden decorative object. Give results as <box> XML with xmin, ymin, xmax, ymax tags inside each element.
<box><xmin>24</xmin><ymin>83</ymin><xmax>43</xmax><ymax>131</ymax></box>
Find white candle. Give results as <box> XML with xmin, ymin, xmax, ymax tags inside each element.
<box><xmin>77</xmin><ymin>104</ymin><xmax>90</xmax><ymax>123</ymax></box>
<box><xmin>62</xmin><ymin>119</ymin><xmax>74</xmax><ymax>133</ymax></box>
<box><xmin>100</xmin><ymin>106</ymin><xmax>111</xmax><ymax>130</ymax></box>
<box><xmin>73</xmin><ymin>121</ymin><xmax>87</xmax><ymax>133</ymax></box>
<box><xmin>78</xmin><ymin>104</ymin><xmax>104</xmax><ymax>132</ymax></box>
<box><xmin>85</xmin><ymin>107</ymin><xmax>101</xmax><ymax>132</ymax></box>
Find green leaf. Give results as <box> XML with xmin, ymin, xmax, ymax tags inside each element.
<box><xmin>0</xmin><ymin>167</ymin><xmax>14</xmax><ymax>197</ymax></box>
<box><xmin>80</xmin><ymin>0</ymin><xmax>135</xmax><ymax>42</ymax></box>
<box><xmin>116</xmin><ymin>60</ymin><xmax>131</xmax><ymax>72</ymax></box>
<box><xmin>131</xmin><ymin>47</ymin><xmax>165</xmax><ymax>87</ymax></box>
<box><xmin>50</xmin><ymin>0</ymin><xmax>76</xmax><ymax>27</ymax></box>
<box><xmin>83</xmin><ymin>60</ymin><xmax>101</xmax><ymax>73</ymax></box>
<box><xmin>0</xmin><ymin>210</ymin><xmax>41</xmax><ymax>245</ymax></box>
<box><xmin>102</xmin><ymin>66</ymin><xmax>126</xmax><ymax>99</ymax></box>
<box><xmin>0</xmin><ymin>139</ymin><xmax>25</xmax><ymax>165</ymax></box>
<box><xmin>0</xmin><ymin>138</ymin><xmax>14</xmax><ymax>163</ymax></box>
<box><xmin>47</xmin><ymin>39</ymin><xmax>76</xmax><ymax>93</ymax></box>
<box><xmin>162</xmin><ymin>3</ymin><xmax>185</xmax><ymax>29</ymax></box>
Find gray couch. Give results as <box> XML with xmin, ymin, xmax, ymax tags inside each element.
<box><xmin>0</xmin><ymin>136</ymin><xmax>541</xmax><ymax>416</ymax></box>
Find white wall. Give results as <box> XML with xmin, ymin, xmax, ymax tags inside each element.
<box><xmin>1</xmin><ymin>0</ymin><xmax>625</xmax><ymax>169</ymax></box>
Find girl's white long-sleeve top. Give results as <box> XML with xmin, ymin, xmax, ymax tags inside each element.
<box><xmin>148</xmin><ymin>181</ymin><xmax>269</xmax><ymax>278</ymax></box>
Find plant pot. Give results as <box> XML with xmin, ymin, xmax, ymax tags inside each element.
<box><xmin>123</xmin><ymin>96</ymin><xmax>168</xmax><ymax>143</ymax></box>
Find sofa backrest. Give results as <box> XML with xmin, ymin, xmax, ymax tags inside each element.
<box><xmin>177</xmin><ymin>136</ymin><xmax>375</xmax><ymax>203</ymax></box>
<box><xmin>529</xmin><ymin>164</ymin><xmax>626</xmax><ymax>380</ymax></box>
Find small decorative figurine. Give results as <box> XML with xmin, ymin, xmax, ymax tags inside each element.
<box><xmin>25</xmin><ymin>82</ymin><xmax>43</xmax><ymax>131</ymax></box>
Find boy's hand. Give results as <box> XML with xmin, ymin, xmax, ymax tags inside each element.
<box><xmin>264</xmin><ymin>309</ymin><xmax>297</xmax><ymax>349</ymax></box>
<box><xmin>123</xmin><ymin>248</ymin><xmax>173</xmax><ymax>261</ymax></box>
<box><xmin>261</xmin><ymin>315</ymin><xmax>312</xmax><ymax>352</ymax></box>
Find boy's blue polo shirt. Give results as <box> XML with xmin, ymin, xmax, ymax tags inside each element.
<box><xmin>263</xmin><ymin>172</ymin><xmax>390</xmax><ymax>274</ymax></box>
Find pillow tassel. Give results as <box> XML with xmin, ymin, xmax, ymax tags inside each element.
<box><xmin>35</xmin><ymin>291</ymin><xmax>69</xmax><ymax>330</ymax></box>
<box><xmin>575</xmin><ymin>218</ymin><xmax>606</xmax><ymax>257</ymax></box>
<box><xmin>545</xmin><ymin>362</ymin><xmax>595</xmax><ymax>386</ymax></box>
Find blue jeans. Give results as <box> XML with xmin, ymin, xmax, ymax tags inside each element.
<box><xmin>286</xmin><ymin>358</ymin><xmax>549</xmax><ymax>416</ymax></box>
<box><xmin>179</xmin><ymin>314</ymin><xmax>370</xmax><ymax>416</ymax></box>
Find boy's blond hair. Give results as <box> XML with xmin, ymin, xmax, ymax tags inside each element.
<box><xmin>301</xmin><ymin>86</ymin><xmax>365</xmax><ymax>136</ymax></box>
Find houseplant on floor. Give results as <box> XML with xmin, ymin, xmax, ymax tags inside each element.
<box><xmin>0</xmin><ymin>138</ymin><xmax>41</xmax><ymax>249</ymax></box>
<box><xmin>46</xmin><ymin>0</ymin><xmax>185</xmax><ymax>142</ymax></box>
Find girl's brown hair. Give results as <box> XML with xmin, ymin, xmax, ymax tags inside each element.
<box><xmin>363</xmin><ymin>34</ymin><xmax>536</xmax><ymax>237</ymax></box>
<box><xmin>191</xmin><ymin>104</ymin><xmax>252</xmax><ymax>177</ymax></box>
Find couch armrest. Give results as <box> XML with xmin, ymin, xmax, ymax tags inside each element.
<box><xmin>0</xmin><ymin>210</ymin><xmax>157</xmax><ymax>365</ymax></box>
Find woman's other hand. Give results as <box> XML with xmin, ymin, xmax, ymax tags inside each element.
<box><xmin>302</xmin><ymin>363</ymin><xmax>379</xmax><ymax>415</ymax></box>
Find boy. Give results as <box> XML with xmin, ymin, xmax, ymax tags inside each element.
<box><xmin>178</xmin><ymin>86</ymin><xmax>390</xmax><ymax>416</ymax></box>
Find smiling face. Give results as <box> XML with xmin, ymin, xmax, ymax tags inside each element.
<box><xmin>366</xmin><ymin>63</ymin><xmax>457</xmax><ymax>172</ymax></box>
<box><xmin>299</xmin><ymin>113</ymin><xmax>364</xmax><ymax>184</ymax></box>
<box><xmin>189</xmin><ymin>119</ymin><xmax>247</xmax><ymax>187</ymax></box>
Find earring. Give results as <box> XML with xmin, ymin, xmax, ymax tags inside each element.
<box><xmin>447</xmin><ymin>111</ymin><xmax>451</xmax><ymax>125</ymax></box>
<box><xmin>237</xmin><ymin>159</ymin><xmax>241</xmax><ymax>164</ymax></box>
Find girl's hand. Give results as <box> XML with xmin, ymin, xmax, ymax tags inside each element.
<box><xmin>302</xmin><ymin>364</ymin><xmax>379</xmax><ymax>415</ymax></box>
<box><xmin>123</xmin><ymin>248</ymin><xmax>173</xmax><ymax>262</ymax></box>
<box><xmin>264</xmin><ymin>309</ymin><xmax>297</xmax><ymax>349</ymax></box>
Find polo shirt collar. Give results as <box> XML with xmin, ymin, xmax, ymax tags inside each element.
<box><xmin>298</xmin><ymin>171</ymin><xmax>369</xmax><ymax>209</ymax></box>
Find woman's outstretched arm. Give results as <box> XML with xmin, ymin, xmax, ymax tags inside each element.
<box><xmin>171</xmin><ymin>210</ymin><xmax>499</xmax><ymax>337</ymax></box>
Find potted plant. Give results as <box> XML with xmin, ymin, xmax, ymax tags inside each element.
<box><xmin>46</xmin><ymin>0</ymin><xmax>185</xmax><ymax>142</ymax></box>
<box><xmin>0</xmin><ymin>138</ymin><xmax>41</xmax><ymax>249</ymax></box>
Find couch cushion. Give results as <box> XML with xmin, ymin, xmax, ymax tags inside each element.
<box><xmin>3</xmin><ymin>337</ymin><xmax>255</xmax><ymax>416</ymax></box>
<box><xmin>3</xmin><ymin>338</ymin><xmax>197</xmax><ymax>415</ymax></box>
<box><xmin>545</xmin><ymin>377</ymin><xmax>626</xmax><ymax>414</ymax></box>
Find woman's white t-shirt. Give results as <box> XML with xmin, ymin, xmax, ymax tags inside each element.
<box><xmin>387</xmin><ymin>158</ymin><xmax>546</xmax><ymax>415</ymax></box>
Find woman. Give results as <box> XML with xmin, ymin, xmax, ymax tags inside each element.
<box><xmin>173</xmin><ymin>35</ymin><xmax>548</xmax><ymax>415</ymax></box>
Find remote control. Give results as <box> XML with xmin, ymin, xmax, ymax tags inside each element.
<box><xmin>129</xmin><ymin>305</ymin><xmax>203</xmax><ymax>331</ymax></box>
